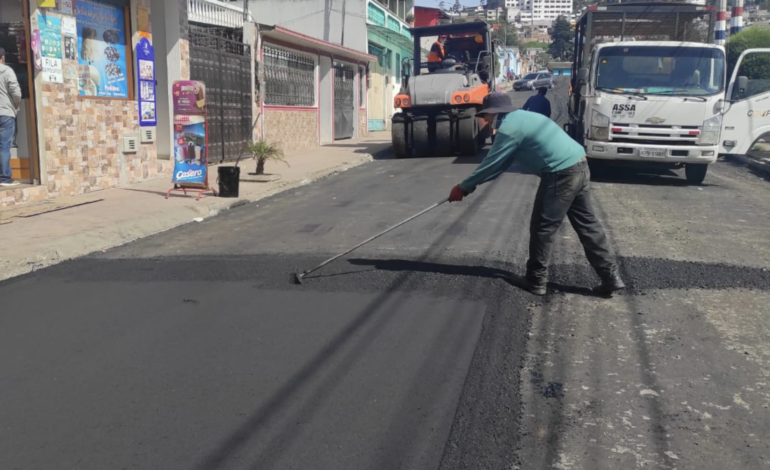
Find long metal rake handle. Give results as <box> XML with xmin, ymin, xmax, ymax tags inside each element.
<box><xmin>297</xmin><ymin>198</ymin><xmax>449</xmax><ymax>281</ymax></box>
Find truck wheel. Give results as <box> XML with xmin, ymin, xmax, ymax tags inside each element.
<box><xmin>459</xmin><ymin>110</ymin><xmax>479</xmax><ymax>156</ymax></box>
<box><xmin>435</xmin><ymin>119</ymin><xmax>452</xmax><ymax>156</ymax></box>
<box><xmin>392</xmin><ymin>120</ymin><xmax>411</xmax><ymax>158</ymax></box>
<box><xmin>685</xmin><ymin>163</ymin><xmax>708</xmax><ymax>185</ymax></box>
<box><xmin>413</xmin><ymin>119</ymin><xmax>431</xmax><ymax>157</ymax></box>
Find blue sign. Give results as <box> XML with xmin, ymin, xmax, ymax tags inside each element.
<box><xmin>172</xmin><ymin>118</ymin><xmax>208</xmax><ymax>185</ymax></box>
<box><xmin>76</xmin><ymin>0</ymin><xmax>129</xmax><ymax>98</ymax></box>
<box><xmin>136</xmin><ymin>37</ymin><xmax>157</xmax><ymax>127</ymax></box>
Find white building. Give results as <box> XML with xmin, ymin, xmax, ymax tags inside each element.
<box><xmin>507</xmin><ymin>0</ymin><xmax>572</xmax><ymax>26</ymax></box>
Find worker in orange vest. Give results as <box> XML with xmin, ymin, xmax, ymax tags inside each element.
<box><xmin>428</xmin><ymin>35</ymin><xmax>447</xmax><ymax>72</ymax></box>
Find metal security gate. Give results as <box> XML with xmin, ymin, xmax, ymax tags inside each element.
<box><xmin>189</xmin><ymin>28</ymin><xmax>252</xmax><ymax>163</ymax></box>
<box><xmin>333</xmin><ymin>62</ymin><xmax>355</xmax><ymax>140</ymax></box>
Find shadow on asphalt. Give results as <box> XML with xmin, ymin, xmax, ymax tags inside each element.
<box><xmin>590</xmin><ymin>166</ymin><xmax>721</xmax><ymax>188</ymax></box>
<box><xmin>722</xmin><ymin>158</ymin><xmax>770</xmax><ymax>183</ymax></box>
<box><xmin>323</xmin><ymin>141</ymin><xmax>394</xmax><ymax>160</ymax></box>
<box><xmin>347</xmin><ymin>259</ymin><xmax>602</xmax><ymax>298</ymax></box>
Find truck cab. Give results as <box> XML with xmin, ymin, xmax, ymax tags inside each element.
<box><xmin>566</xmin><ymin>2</ymin><xmax>727</xmax><ymax>184</ymax></box>
<box><xmin>577</xmin><ymin>41</ymin><xmax>725</xmax><ymax>184</ymax></box>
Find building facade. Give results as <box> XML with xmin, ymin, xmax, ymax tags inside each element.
<box><xmin>0</xmin><ymin>0</ymin><xmax>375</xmax><ymax>208</ymax></box>
<box><xmin>414</xmin><ymin>6</ymin><xmax>451</xmax><ymax>28</ymax></box>
<box><xmin>1</xmin><ymin>0</ymin><xmax>173</xmax><ymax>207</ymax></box>
<box><xmin>508</xmin><ymin>0</ymin><xmax>573</xmax><ymax>26</ymax></box>
<box><xmin>365</xmin><ymin>0</ymin><xmax>414</xmax><ymax>132</ymax></box>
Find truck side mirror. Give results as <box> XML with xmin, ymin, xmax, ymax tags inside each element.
<box><xmin>577</xmin><ymin>68</ymin><xmax>588</xmax><ymax>84</ymax></box>
<box><xmin>483</xmin><ymin>55</ymin><xmax>492</xmax><ymax>72</ymax></box>
<box><xmin>736</xmin><ymin>75</ymin><xmax>748</xmax><ymax>97</ymax></box>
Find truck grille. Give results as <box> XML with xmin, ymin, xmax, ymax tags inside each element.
<box><xmin>610</xmin><ymin>123</ymin><xmax>700</xmax><ymax>146</ymax></box>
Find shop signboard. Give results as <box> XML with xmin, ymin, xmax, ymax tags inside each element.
<box><xmin>57</xmin><ymin>0</ymin><xmax>74</xmax><ymax>16</ymax></box>
<box><xmin>38</xmin><ymin>14</ymin><xmax>63</xmax><ymax>83</ymax></box>
<box><xmin>136</xmin><ymin>38</ymin><xmax>156</xmax><ymax>127</ymax></box>
<box><xmin>172</xmin><ymin>81</ymin><xmax>208</xmax><ymax>187</ymax></box>
<box><xmin>76</xmin><ymin>0</ymin><xmax>129</xmax><ymax>98</ymax></box>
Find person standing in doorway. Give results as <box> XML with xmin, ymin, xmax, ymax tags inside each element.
<box><xmin>522</xmin><ymin>87</ymin><xmax>551</xmax><ymax>119</ymax></box>
<box><xmin>0</xmin><ymin>47</ymin><xmax>22</xmax><ymax>187</ymax></box>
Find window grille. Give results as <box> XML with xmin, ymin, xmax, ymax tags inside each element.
<box><xmin>263</xmin><ymin>46</ymin><xmax>316</xmax><ymax>107</ymax></box>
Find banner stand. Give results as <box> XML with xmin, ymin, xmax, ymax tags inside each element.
<box><xmin>165</xmin><ymin>181</ymin><xmax>217</xmax><ymax>201</ymax></box>
<box><xmin>166</xmin><ymin>80</ymin><xmax>218</xmax><ymax>200</ymax></box>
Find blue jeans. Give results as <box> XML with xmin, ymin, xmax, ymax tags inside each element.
<box><xmin>0</xmin><ymin>116</ymin><xmax>15</xmax><ymax>183</ymax></box>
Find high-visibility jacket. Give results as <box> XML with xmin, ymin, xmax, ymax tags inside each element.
<box><xmin>428</xmin><ymin>41</ymin><xmax>445</xmax><ymax>63</ymax></box>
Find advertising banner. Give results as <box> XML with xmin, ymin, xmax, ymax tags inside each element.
<box><xmin>172</xmin><ymin>80</ymin><xmax>207</xmax><ymax>116</ymax></box>
<box><xmin>39</xmin><ymin>14</ymin><xmax>63</xmax><ymax>83</ymax></box>
<box><xmin>172</xmin><ymin>81</ymin><xmax>208</xmax><ymax>187</ymax></box>
<box><xmin>136</xmin><ymin>38</ymin><xmax>157</xmax><ymax>127</ymax></box>
<box><xmin>76</xmin><ymin>0</ymin><xmax>129</xmax><ymax>98</ymax></box>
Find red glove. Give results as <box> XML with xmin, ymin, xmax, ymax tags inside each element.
<box><xmin>449</xmin><ymin>184</ymin><xmax>467</xmax><ymax>202</ymax></box>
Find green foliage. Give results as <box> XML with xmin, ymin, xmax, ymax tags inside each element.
<box><xmin>491</xmin><ymin>23</ymin><xmax>520</xmax><ymax>47</ymax></box>
<box><xmin>726</xmin><ymin>26</ymin><xmax>770</xmax><ymax>79</ymax></box>
<box><xmin>246</xmin><ymin>140</ymin><xmax>288</xmax><ymax>175</ymax></box>
<box><xmin>548</xmin><ymin>15</ymin><xmax>573</xmax><ymax>61</ymax></box>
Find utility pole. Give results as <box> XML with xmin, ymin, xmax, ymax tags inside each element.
<box><xmin>242</xmin><ymin>0</ymin><xmax>250</xmax><ymax>21</ymax></box>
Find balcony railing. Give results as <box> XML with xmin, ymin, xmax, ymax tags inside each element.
<box><xmin>188</xmin><ymin>0</ymin><xmax>244</xmax><ymax>29</ymax></box>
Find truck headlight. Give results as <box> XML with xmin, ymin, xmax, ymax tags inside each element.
<box><xmin>591</xmin><ymin>111</ymin><xmax>610</xmax><ymax>141</ymax></box>
<box><xmin>697</xmin><ymin>115</ymin><xmax>722</xmax><ymax>146</ymax></box>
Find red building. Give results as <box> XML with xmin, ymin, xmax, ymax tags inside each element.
<box><xmin>414</xmin><ymin>6</ymin><xmax>452</xmax><ymax>27</ymax></box>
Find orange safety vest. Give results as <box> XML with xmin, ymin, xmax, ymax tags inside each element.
<box><xmin>428</xmin><ymin>41</ymin><xmax>445</xmax><ymax>63</ymax></box>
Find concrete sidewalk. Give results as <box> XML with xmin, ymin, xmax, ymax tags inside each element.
<box><xmin>0</xmin><ymin>133</ymin><xmax>390</xmax><ymax>282</ymax></box>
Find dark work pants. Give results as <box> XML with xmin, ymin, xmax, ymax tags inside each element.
<box><xmin>526</xmin><ymin>159</ymin><xmax>617</xmax><ymax>283</ymax></box>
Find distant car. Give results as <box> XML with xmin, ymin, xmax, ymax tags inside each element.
<box><xmin>513</xmin><ymin>72</ymin><xmax>554</xmax><ymax>91</ymax></box>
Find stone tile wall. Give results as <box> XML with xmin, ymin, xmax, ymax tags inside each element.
<box><xmin>1</xmin><ymin>0</ymin><xmax>182</xmax><ymax>208</ymax></box>
<box><xmin>264</xmin><ymin>109</ymin><xmax>319</xmax><ymax>152</ymax></box>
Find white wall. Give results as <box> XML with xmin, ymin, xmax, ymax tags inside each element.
<box><xmin>319</xmin><ymin>55</ymin><xmax>333</xmax><ymax>144</ymax></box>
<box><xmin>232</xmin><ymin>0</ymin><xmax>368</xmax><ymax>53</ymax></box>
<box><xmin>151</xmin><ymin>0</ymin><xmax>186</xmax><ymax>159</ymax></box>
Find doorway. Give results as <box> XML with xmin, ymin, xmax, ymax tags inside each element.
<box><xmin>333</xmin><ymin>61</ymin><xmax>355</xmax><ymax>140</ymax></box>
<box><xmin>0</xmin><ymin>0</ymin><xmax>40</xmax><ymax>185</ymax></box>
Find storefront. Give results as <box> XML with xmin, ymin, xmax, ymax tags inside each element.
<box><xmin>0</xmin><ymin>0</ymin><xmax>39</xmax><ymax>187</ymax></box>
<box><xmin>1</xmin><ymin>0</ymin><xmax>168</xmax><ymax>208</ymax></box>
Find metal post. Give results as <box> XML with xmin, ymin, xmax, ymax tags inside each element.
<box><xmin>219</xmin><ymin>38</ymin><xmax>226</xmax><ymax>164</ymax></box>
<box><xmin>731</xmin><ymin>0</ymin><xmax>744</xmax><ymax>36</ymax></box>
<box><xmin>620</xmin><ymin>12</ymin><xmax>626</xmax><ymax>41</ymax></box>
<box><xmin>674</xmin><ymin>12</ymin><xmax>679</xmax><ymax>40</ymax></box>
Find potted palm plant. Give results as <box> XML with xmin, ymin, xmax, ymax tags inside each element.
<box><xmin>246</xmin><ymin>139</ymin><xmax>289</xmax><ymax>178</ymax></box>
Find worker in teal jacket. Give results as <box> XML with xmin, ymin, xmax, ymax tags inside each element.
<box><xmin>448</xmin><ymin>93</ymin><xmax>624</xmax><ymax>296</ymax></box>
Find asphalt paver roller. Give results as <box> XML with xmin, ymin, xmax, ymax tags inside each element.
<box><xmin>392</xmin><ymin>22</ymin><xmax>497</xmax><ymax>158</ymax></box>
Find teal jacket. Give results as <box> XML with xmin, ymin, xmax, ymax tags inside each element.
<box><xmin>459</xmin><ymin>110</ymin><xmax>585</xmax><ymax>194</ymax></box>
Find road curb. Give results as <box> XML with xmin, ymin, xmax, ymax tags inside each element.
<box><xmin>0</xmin><ymin>153</ymin><xmax>378</xmax><ymax>283</ymax></box>
<box><xmin>724</xmin><ymin>152</ymin><xmax>770</xmax><ymax>178</ymax></box>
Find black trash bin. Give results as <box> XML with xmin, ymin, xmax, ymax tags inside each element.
<box><xmin>218</xmin><ymin>166</ymin><xmax>240</xmax><ymax>198</ymax></box>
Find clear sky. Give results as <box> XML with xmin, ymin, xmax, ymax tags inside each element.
<box><xmin>415</xmin><ymin>0</ymin><xmax>450</xmax><ymax>7</ymax></box>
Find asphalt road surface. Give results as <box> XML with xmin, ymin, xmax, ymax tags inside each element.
<box><xmin>2</xmin><ymin>81</ymin><xmax>770</xmax><ymax>470</ymax></box>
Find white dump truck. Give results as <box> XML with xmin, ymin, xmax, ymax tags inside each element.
<box><xmin>566</xmin><ymin>2</ymin><xmax>770</xmax><ymax>184</ymax></box>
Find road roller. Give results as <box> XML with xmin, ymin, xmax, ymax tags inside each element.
<box><xmin>392</xmin><ymin>22</ymin><xmax>496</xmax><ymax>158</ymax></box>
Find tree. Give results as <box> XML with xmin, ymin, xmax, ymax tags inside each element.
<box><xmin>726</xmin><ymin>25</ymin><xmax>770</xmax><ymax>79</ymax></box>
<box><xmin>548</xmin><ymin>15</ymin><xmax>573</xmax><ymax>61</ymax></box>
<box><xmin>491</xmin><ymin>22</ymin><xmax>520</xmax><ymax>47</ymax></box>
<box><xmin>453</xmin><ymin>0</ymin><xmax>463</xmax><ymax>13</ymax></box>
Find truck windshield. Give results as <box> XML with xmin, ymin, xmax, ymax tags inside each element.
<box><xmin>595</xmin><ymin>46</ymin><xmax>725</xmax><ymax>96</ymax></box>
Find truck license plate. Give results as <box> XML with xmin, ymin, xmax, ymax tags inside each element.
<box><xmin>639</xmin><ymin>148</ymin><xmax>666</xmax><ymax>158</ymax></box>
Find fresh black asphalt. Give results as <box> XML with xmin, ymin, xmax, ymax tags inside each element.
<box><xmin>3</xmin><ymin>80</ymin><xmax>770</xmax><ymax>469</ymax></box>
